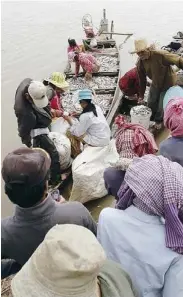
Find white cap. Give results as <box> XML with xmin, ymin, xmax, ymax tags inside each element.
<box><xmin>28</xmin><ymin>81</ymin><xmax>48</xmax><ymax>108</ymax></box>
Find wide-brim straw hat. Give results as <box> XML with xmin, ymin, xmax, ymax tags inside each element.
<box><xmin>11</xmin><ymin>224</ymin><xmax>106</xmax><ymax>297</ymax></box>
<box><xmin>130</xmin><ymin>38</ymin><xmax>150</xmax><ymax>54</ymax></box>
<box><xmin>45</xmin><ymin>72</ymin><xmax>69</xmax><ymax>90</ymax></box>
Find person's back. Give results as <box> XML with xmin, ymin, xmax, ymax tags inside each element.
<box><xmin>159</xmin><ymin>137</ymin><xmax>183</xmax><ymax>166</ymax></box>
<box><xmin>81</xmin><ymin>105</ymin><xmax>110</xmax><ymax>146</ymax></box>
<box><xmin>98</xmin><ymin>155</ymin><xmax>183</xmax><ymax>297</ymax></box>
<box><xmin>98</xmin><ymin>206</ymin><xmax>183</xmax><ymax>297</ymax></box>
<box><xmin>1</xmin><ymin>148</ymin><xmax>97</xmax><ymax>269</ymax></box>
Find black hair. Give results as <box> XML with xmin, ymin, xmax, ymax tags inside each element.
<box><xmin>68</xmin><ymin>39</ymin><xmax>77</xmax><ymax>47</ymax></box>
<box><xmin>81</xmin><ymin>99</ymin><xmax>98</xmax><ymax>117</ymax></box>
<box><xmin>4</xmin><ymin>173</ymin><xmax>49</xmax><ymax>208</ymax></box>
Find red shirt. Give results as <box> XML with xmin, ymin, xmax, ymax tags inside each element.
<box><xmin>119</xmin><ymin>67</ymin><xmax>140</xmax><ymax>97</ymax></box>
<box><xmin>50</xmin><ymin>93</ymin><xmax>64</xmax><ymax>117</ymax></box>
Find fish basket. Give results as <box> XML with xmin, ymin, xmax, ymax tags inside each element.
<box><xmin>130</xmin><ymin>105</ymin><xmax>152</xmax><ymax>129</ymax></box>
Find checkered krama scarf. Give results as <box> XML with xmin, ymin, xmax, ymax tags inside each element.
<box><xmin>114</xmin><ymin>115</ymin><xmax>158</xmax><ymax>158</ymax></box>
<box><xmin>164</xmin><ymin>97</ymin><xmax>183</xmax><ymax>136</ymax></box>
<box><xmin>117</xmin><ymin>155</ymin><xmax>183</xmax><ymax>254</ymax></box>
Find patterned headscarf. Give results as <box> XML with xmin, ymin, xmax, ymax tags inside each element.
<box><xmin>164</xmin><ymin>97</ymin><xmax>183</xmax><ymax>137</ymax></box>
<box><xmin>117</xmin><ymin>155</ymin><xmax>183</xmax><ymax>254</ymax></box>
<box><xmin>114</xmin><ymin>115</ymin><xmax>158</xmax><ymax>158</ymax></box>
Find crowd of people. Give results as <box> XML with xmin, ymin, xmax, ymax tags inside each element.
<box><xmin>1</xmin><ymin>37</ymin><xmax>183</xmax><ymax>297</ymax></box>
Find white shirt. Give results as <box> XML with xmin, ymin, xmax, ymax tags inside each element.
<box><xmin>69</xmin><ymin>105</ymin><xmax>110</xmax><ymax>147</ymax></box>
<box><xmin>97</xmin><ymin>206</ymin><xmax>183</xmax><ymax>297</ymax></box>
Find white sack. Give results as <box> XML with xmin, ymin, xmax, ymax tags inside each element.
<box><xmin>70</xmin><ymin>139</ymin><xmax>119</xmax><ymax>203</ymax></box>
<box><xmin>48</xmin><ymin>132</ymin><xmax>71</xmax><ymax>170</ymax></box>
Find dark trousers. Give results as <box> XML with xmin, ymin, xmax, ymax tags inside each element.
<box><xmin>1</xmin><ymin>260</ymin><xmax>21</xmax><ymax>279</ymax></box>
<box><xmin>119</xmin><ymin>96</ymin><xmax>138</xmax><ymax>115</ymax></box>
<box><xmin>33</xmin><ymin>134</ymin><xmax>61</xmax><ymax>185</ymax></box>
<box><xmin>147</xmin><ymin>85</ymin><xmax>166</xmax><ymax>123</ymax></box>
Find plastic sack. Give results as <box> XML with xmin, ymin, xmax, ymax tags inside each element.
<box><xmin>50</xmin><ymin>117</ymin><xmax>79</xmax><ymax>135</ymax></box>
<box><xmin>70</xmin><ymin>139</ymin><xmax>119</xmax><ymax>203</ymax></box>
<box><xmin>48</xmin><ymin>132</ymin><xmax>71</xmax><ymax>170</ymax></box>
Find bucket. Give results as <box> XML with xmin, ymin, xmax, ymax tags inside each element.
<box><xmin>130</xmin><ymin>105</ymin><xmax>152</xmax><ymax>129</ymax></box>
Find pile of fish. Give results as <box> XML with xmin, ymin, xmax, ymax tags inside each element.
<box><xmin>62</xmin><ymin>91</ymin><xmax>113</xmax><ymax>115</ymax></box>
<box><xmin>93</xmin><ymin>94</ymin><xmax>113</xmax><ymax>114</ymax></box>
<box><xmin>130</xmin><ymin>105</ymin><xmax>152</xmax><ymax>116</ymax></box>
<box><xmin>96</xmin><ymin>55</ymin><xmax>118</xmax><ymax>72</ymax></box>
<box><xmin>67</xmin><ymin>76</ymin><xmax>117</xmax><ymax>90</ymax></box>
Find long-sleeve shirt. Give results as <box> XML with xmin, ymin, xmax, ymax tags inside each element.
<box><xmin>159</xmin><ymin>136</ymin><xmax>183</xmax><ymax>167</ymax></box>
<box><xmin>137</xmin><ymin>50</ymin><xmax>183</xmax><ymax>98</ymax></box>
<box><xmin>119</xmin><ymin>67</ymin><xmax>140</xmax><ymax>96</ymax></box>
<box><xmin>75</xmin><ymin>52</ymin><xmax>98</xmax><ymax>75</ymax></box>
<box><xmin>69</xmin><ymin>105</ymin><xmax>110</xmax><ymax>147</ymax></box>
<box><xmin>1</xmin><ymin>196</ymin><xmax>97</xmax><ymax>266</ymax></box>
<box><xmin>97</xmin><ymin>205</ymin><xmax>183</xmax><ymax>297</ymax></box>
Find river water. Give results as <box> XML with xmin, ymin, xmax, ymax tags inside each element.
<box><xmin>1</xmin><ymin>1</ymin><xmax>183</xmax><ymax>217</ymax></box>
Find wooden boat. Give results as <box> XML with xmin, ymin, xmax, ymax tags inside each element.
<box><xmin>52</xmin><ymin>9</ymin><xmax>133</xmax><ymax>192</ymax></box>
<box><xmin>64</xmin><ymin>9</ymin><xmax>133</xmax><ymax>127</ymax></box>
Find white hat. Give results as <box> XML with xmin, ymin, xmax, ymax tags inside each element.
<box><xmin>28</xmin><ymin>81</ymin><xmax>48</xmax><ymax>108</ymax></box>
<box><xmin>11</xmin><ymin>224</ymin><xmax>106</xmax><ymax>297</ymax></box>
<box><xmin>130</xmin><ymin>38</ymin><xmax>149</xmax><ymax>54</ymax></box>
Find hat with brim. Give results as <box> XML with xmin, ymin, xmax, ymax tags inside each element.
<box><xmin>45</xmin><ymin>72</ymin><xmax>69</xmax><ymax>91</ymax></box>
<box><xmin>79</xmin><ymin>89</ymin><xmax>93</xmax><ymax>101</ymax></box>
<box><xmin>28</xmin><ymin>81</ymin><xmax>49</xmax><ymax>108</ymax></box>
<box><xmin>130</xmin><ymin>38</ymin><xmax>149</xmax><ymax>54</ymax></box>
<box><xmin>11</xmin><ymin>224</ymin><xmax>106</xmax><ymax>297</ymax></box>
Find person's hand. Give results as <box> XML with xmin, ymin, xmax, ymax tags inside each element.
<box><xmin>51</xmin><ymin>109</ymin><xmax>56</xmax><ymax>118</ymax></box>
<box><xmin>138</xmin><ymin>97</ymin><xmax>144</xmax><ymax>104</ymax></box>
<box><xmin>70</xmin><ymin>111</ymin><xmax>79</xmax><ymax>117</ymax></box>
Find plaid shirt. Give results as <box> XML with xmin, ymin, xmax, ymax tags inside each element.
<box><xmin>76</xmin><ymin>53</ymin><xmax>98</xmax><ymax>75</ymax></box>
<box><xmin>117</xmin><ymin>155</ymin><xmax>183</xmax><ymax>254</ymax></box>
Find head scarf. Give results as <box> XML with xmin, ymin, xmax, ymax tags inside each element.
<box><xmin>117</xmin><ymin>154</ymin><xmax>183</xmax><ymax>254</ymax></box>
<box><xmin>114</xmin><ymin>115</ymin><xmax>158</xmax><ymax>158</ymax></box>
<box><xmin>164</xmin><ymin>97</ymin><xmax>183</xmax><ymax>137</ymax></box>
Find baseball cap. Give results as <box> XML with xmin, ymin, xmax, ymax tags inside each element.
<box><xmin>2</xmin><ymin>147</ymin><xmax>51</xmax><ymax>187</ymax></box>
<box><xmin>28</xmin><ymin>81</ymin><xmax>49</xmax><ymax>108</ymax></box>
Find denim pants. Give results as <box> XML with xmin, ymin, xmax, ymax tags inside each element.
<box><xmin>147</xmin><ymin>85</ymin><xmax>166</xmax><ymax>123</ymax></box>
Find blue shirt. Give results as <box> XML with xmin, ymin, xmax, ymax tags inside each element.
<box><xmin>97</xmin><ymin>206</ymin><xmax>183</xmax><ymax>297</ymax></box>
<box><xmin>163</xmin><ymin>86</ymin><xmax>183</xmax><ymax>109</ymax></box>
<box><xmin>159</xmin><ymin>136</ymin><xmax>183</xmax><ymax>167</ymax></box>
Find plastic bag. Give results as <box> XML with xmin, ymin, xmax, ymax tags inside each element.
<box><xmin>48</xmin><ymin>132</ymin><xmax>71</xmax><ymax>170</ymax></box>
<box><xmin>70</xmin><ymin>139</ymin><xmax>119</xmax><ymax>203</ymax></box>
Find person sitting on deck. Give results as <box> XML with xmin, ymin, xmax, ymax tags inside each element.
<box><xmin>159</xmin><ymin>97</ymin><xmax>183</xmax><ymax>167</ymax></box>
<box><xmin>68</xmin><ymin>51</ymin><xmax>100</xmax><ymax>80</ymax></box>
<box><xmin>14</xmin><ymin>79</ymin><xmax>61</xmax><ymax>185</ymax></box>
<box><xmin>43</xmin><ymin>72</ymin><xmax>69</xmax><ymax>118</ymax></box>
<box><xmin>104</xmin><ymin>115</ymin><xmax>158</xmax><ymax>197</ymax></box>
<box><xmin>63</xmin><ymin>89</ymin><xmax>110</xmax><ymax>158</ymax></box>
<box><xmin>10</xmin><ymin>224</ymin><xmax>136</xmax><ymax>297</ymax></box>
<box><xmin>1</xmin><ymin>147</ymin><xmax>97</xmax><ymax>279</ymax></box>
<box><xmin>98</xmin><ymin>155</ymin><xmax>183</xmax><ymax>297</ymax></box>
<box><xmin>132</xmin><ymin>38</ymin><xmax>183</xmax><ymax>130</ymax></box>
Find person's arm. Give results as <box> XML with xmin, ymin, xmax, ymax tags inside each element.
<box><xmin>75</xmin><ymin>61</ymin><xmax>80</xmax><ymax>76</ymax></box>
<box><xmin>136</xmin><ymin>59</ymin><xmax>147</xmax><ymax>99</ymax></box>
<box><xmin>162</xmin><ymin>52</ymin><xmax>183</xmax><ymax>69</ymax></box>
<box><xmin>17</xmin><ymin>111</ymin><xmax>36</xmax><ymax>147</ymax></box>
<box><xmin>163</xmin><ymin>257</ymin><xmax>183</xmax><ymax>297</ymax></box>
<box><xmin>65</xmin><ymin>114</ymin><xmax>91</xmax><ymax>137</ymax></box>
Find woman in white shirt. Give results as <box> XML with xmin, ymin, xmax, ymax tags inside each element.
<box><xmin>64</xmin><ymin>89</ymin><xmax>110</xmax><ymax>157</ymax></box>
<box><xmin>98</xmin><ymin>155</ymin><xmax>183</xmax><ymax>297</ymax></box>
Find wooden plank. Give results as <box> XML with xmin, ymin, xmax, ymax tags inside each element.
<box><xmin>65</xmin><ymin>71</ymin><xmax>119</xmax><ymax>78</ymax></box>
